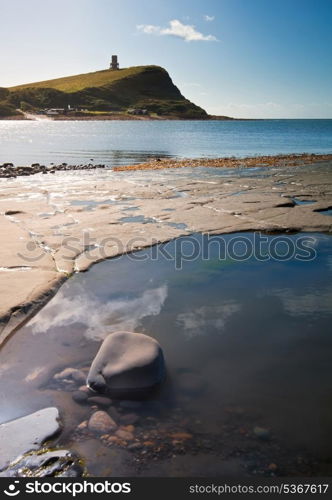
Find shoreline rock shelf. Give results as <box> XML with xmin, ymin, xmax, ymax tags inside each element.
<box><xmin>87</xmin><ymin>331</ymin><xmax>166</xmax><ymax>398</ymax></box>
<box><xmin>1</xmin><ymin>153</ymin><xmax>332</xmax><ymax>179</ymax></box>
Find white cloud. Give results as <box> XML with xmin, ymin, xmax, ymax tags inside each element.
<box><xmin>137</xmin><ymin>19</ymin><xmax>218</xmax><ymax>42</ymax></box>
<box><xmin>136</xmin><ymin>24</ymin><xmax>160</xmax><ymax>35</ymax></box>
<box><xmin>204</xmin><ymin>15</ymin><xmax>215</xmax><ymax>22</ymax></box>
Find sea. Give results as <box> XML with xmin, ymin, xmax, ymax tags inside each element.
<box><xmin>0</xmin><ymin>119</ymin><xmax>331</xmax><ymax>166</ymax></box>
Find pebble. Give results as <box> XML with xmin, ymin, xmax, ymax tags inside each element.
<box><xmin>122</xmin><ymin>424</ymin><xmax>135</xmax><ymax>433</ymax></box>
<box><xmin>142</xmin><ymin>441</ymin><xmax>155</xmax><ymax>447</ymax></box>
<box><xmin>120</xmin><ymin>413</ymin><xmax>139</xmax><ymax>425</ymax></box>
<box><xmin>71</xmin><ymin>371</ymin><xmax>86</xmax><ymax>384</ymax></box>
<box><xmin>170</xmin><ymin>432</ymin><xmax>192</xmax><ymax>440</ymax></box>
<box><xmin>54</xmin><ymin>368</ymin><xmax>76</xmax><ymax>380</ymax></box>
<box><xmin>77</xmin><ymin>420</ymin><xmax>88</xmax><ymax>430</ymax></box>
<box><xmin>108</xmin><ymin>436</ymin><xmax>122</xmax><ymax>445</ymax></box>
<box><xmin>79</xmin><ymin>385</ymin><xmax>92</xmax><ymax>394</ymax></box>
<box><xmin>88</xmin><ymin>411</ymin><xmax>117</xmax><ymax>434</ymax></box>
<box><xmin>115</xmin><ymin>429</ymin><xmax>135</xmax><ymax>441</ymax></box>
<box><xmin>108</xmin><ymin>407</ymin><xmax>121</xmax><ymax>422</ymax></box>
<box><xmin>87</xmin><ymin>396</ymin><xmax>112</xmax><ymax>408</ymax></box>
<box><xmin>72</xmin><ymin>391</ymin><xmax>88</xmax><ymax>404</ymax></box>
<box><xmin>127</xmin><ymin>443</ymin><xmax>142</xmax><ymax>451</ymax></box>
<box><xmin>54</xmin><ymin>368</ymin><xmax>85</xmax><ymax>384</ymax></box>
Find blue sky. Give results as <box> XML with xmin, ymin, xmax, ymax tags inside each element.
<box><xmin>1</xmin><ymin>0</ymin><xmax>331</xmax><ymax>118</ymax></box>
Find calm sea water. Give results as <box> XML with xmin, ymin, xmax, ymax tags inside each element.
<box><xmin>0</xmin><ymin>119</ymin><xmax>331</xmax><ymax>166</ymax></box>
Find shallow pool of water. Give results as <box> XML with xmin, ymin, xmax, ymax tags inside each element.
<box><xmin>315</xmin><ymin>208</ymin><xmax>332</xmax><ymax>216</ymax></box>
<box><xmin>0</xmin><ymin>232</ymin><xmax>331</xmax><ymax>477</ymax></box>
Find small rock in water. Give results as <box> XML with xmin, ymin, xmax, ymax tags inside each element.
<box><xmin>253</xmin><ymin>426</ymin><xmax>271</xmax><ymax>440</ymax></box>
<box><xmin>169</xmin><ymin>432</ymin><xmax>192</xmax><ymax>441</ymax></box>
<box><xmin>79</xmin><ymin>385</ymin><xmax>93</xmax><ymax>394</ymax></box>
<box><xmin>0</xmin><ymin>449</ymin><xmax>84</xmax><ymax>477</ymax></box>
<box><xmin>108</xmin><ymin>406</ymin><xmax>121</xmax><ymax>422</ymax></box>
<box><xmin>88</xmin><ymin>411</ymin><xmax>117</xmax><ymax>434</ymax></box>
<box><xmin>76</xmin><ymin>420</ymin><xmax>88</xmax><ymax>431</ymax></box>
<box><xmin>0</xmin><ymin>407</ymin><xmax>60</xmax><ymax>471</ymax></box>
<box><xmin>72</xmin><ymin>391</ymin><xmax>88</xmax><ymax>404</ymax></box>
<box><xmin>54</xmin><ymin>367</ymin><xmax>85</xmax><ymax>384</ymax></box>
<box><xmin>127</xmin><ymin>442</ymin><xmax>142</xmax><ymax>451</ymax></box>
<box><xmin>71</xmin><ymin>371</ymin><xmax>86</xmax><ymax>384</ymax></box>
<box><xmin>87</xmin><ymin>396</ymin><xmax>112</xmax><ymax>408</ymax></box>
<box><xmin>108</xmin><ymin>436</ymin><xmax>121</xmax><ymax>445</ymax></box>
<box><xmin>122</xmin><ymin>424</ymin><xmax>135</xmax><ymax>433</ymax></box>
<box><xmin>87</xmin><ymin>331</ymin><xmax>165</xmax><ymax>397</ymax></box>
<box><xmin>115</xmin><ymin>429</ymin><xmax>134</xmax><ymax>441</ymax></box>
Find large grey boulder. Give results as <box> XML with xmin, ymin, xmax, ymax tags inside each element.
<box><xmin>0</xmin><ymin>407</ymin><xmax>60</xmax><ymax>471</ymax></box>
<box><xmin>87</xmin><ymin>331</ymin><xmax>165</xmax><ymax>397</ymax></box>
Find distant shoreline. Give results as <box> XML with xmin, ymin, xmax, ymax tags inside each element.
<box><xmin>0</xmin><ymin>112</ymin><xmax>239</xmax><ymax>121</ymax></box>
<box><xmin>113</xmin><ymin>152</ymin><xmax>332</xmax><ymax>171</ymax></box>
<box><xmin>1</xmin><ymin>114</ymin><xmax>330</xmax><ymax>121</ymax></box>
<box><xmin>1</xmin><ymin>153</ymin><xmax>331</xmax><ymax>179</ymax></box>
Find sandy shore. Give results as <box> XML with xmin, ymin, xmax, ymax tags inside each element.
<box><xmin>0</xmin><ymin>156</ymin><xmax>331</xmax><ymax>344</ymax></box>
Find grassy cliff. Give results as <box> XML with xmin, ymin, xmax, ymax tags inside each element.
<box><xmin>3</xmin><ymin>65</ymin><xmax>208</xmax><ymax>118</ymax></box>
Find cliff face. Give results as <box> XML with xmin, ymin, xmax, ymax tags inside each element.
<box><xmin>3</xmin><ymin>66</ymin><xmax>207</xmax><ymax>118</ymax></box>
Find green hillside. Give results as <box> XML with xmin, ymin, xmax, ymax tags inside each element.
<box><xmin>2</xmin><ymin>65</ymin><xmax>208</xmax><ymax>118</ymax></box>
<box><xmin>10</xmin><ymin>66</ymin><xmax>148</xmax><ymax>92</ymax></box>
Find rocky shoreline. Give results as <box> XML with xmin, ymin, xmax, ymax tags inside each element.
<box><xmin>2</xmin><ymin>153</ymin><xmax>332</xmax><ymax>179</ymax></box>
<box><xmin>0</xmin><ymin>162</ymin><xmax>106</xmax><ymax>179</ymax></box>
<box><xmin>114</xmin><ymin>152</ymin><xmax>332</xmax><ymax>171</ymax></box>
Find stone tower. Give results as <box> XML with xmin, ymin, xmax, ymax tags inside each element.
<box><xmin>110</xmin><ymin>55</ymin><xmax>119</xmax><ymax>70</ymax></box>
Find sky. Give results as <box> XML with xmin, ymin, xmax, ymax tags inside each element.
<box><xmin>1</xmin><ymin>0</ymin><xmax>331</xmax><ymax>118</ymax></box>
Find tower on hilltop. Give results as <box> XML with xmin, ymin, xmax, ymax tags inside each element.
<box><xmin>110</xmin><ymin>55</ymin><xmax>119</xmax><ymax>70</ymax></box>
